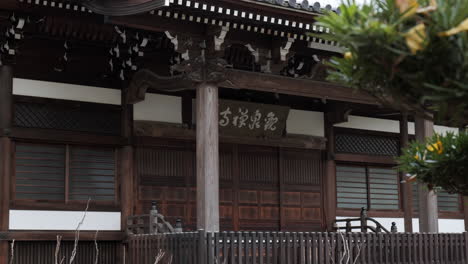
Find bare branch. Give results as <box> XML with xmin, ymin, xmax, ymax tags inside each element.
<box><xmin>70</xmin><ymin>198</ymin><xmax>91</xmax><ymax>264</ymax></box>
<box><xmin>94</xmin><ymin>230</ymin><xmax>99</xmax><ymax>264</ymax></box>
<box><xmin>153</xmin><ymin>249</ymin><xmax>165</xmax><ymax>264</ymax></box>
<box><xmin>9</xmin><ymin>239</ymin><xmax>15</xmax><ymax>264</ymax></box>
<box><xmin>55</xmin><ymin>235</ymin><xmax>63</xmax><ymax>264</ymax></box>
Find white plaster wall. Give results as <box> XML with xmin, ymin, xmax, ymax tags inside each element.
<box><xmin>337</xmin><ymin>217</ymin><xmax>465</xmax><ymax>233</ymax></box>
<box><xmin>438</xmin><ymin>219</ymin><xmax>465</xmax><ymax>233</ymax></box>
<box><xmin>335</xmin><ymin>115</ymin><xmax>416</xmax><ymax>135</ymax></box>
<box><xmin>336</xmin><ymin>115</ymin><xmax>459</xmax><ymax>136</ymax></box>
<box><xmin>133</xmin><ymin>93</ymin><xmax>182</xmax><ymax>124</ymax></box>
<box><xmin>434</xmin><ymin>125</ymin><xmax>459</xmax><ymax>135</ymax></box>
<box><xmin>9</xmin><ymin>210</ymin><xmax>121</xmax><ymax>231</ymax></box>
<box><xmin>13</xmin><ymin>78</ymin><xmax>121</xmax><ymax>105</ymax></box>
<box><xmin>286</xmin><ymin>110</ymin><xmax>324</xmax><ymax>137</ymax></box>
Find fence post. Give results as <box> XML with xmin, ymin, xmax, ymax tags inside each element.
<box><xmin>175</xmin><ymin>219</ymin><xmax>183</xmax><ymax>233</ymax></box>
<box><xmin>465</xmin><ymin>232</ymin><xmax>468</xmax><ymax>260</ymax></box>
<box><xmin>149</xmin><ymin>201</ymin><xmax>158</xmax><ymax>234</ymax></box>
<box><xmin>198</xmin><ymin>229</ymin><xmax>207</xmax><ymax>264</ymax></box>
<box><xmin>391</xmin><ymin>222</ymin><xmax>398</xmax><ymax>233</ymax></box>
<box><xmin>360</xmin><ymin>207</ymin><xmax>367</xmax><ymax>233</ymax></box>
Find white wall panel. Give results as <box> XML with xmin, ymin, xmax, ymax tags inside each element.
<box><xmin>134</xmin><ymin>93</ymin><xmax>182</xmax><ymax>124</ymax></box>
<box><xmin>13</xmin><ymin>78</ymin><xmax>121</xmax><ymax>105</ymax></box>
<box><xmin>335</xmin><ymin>115</ymin><xmax>416</xmax><ymax>134</ymax></box>
<box><xmin>286</xmin><ymin>110</ymin><xmax>324</xmax><ymax>137</ymax></box>
<box><xmin>9</xmin><ymin>210</ymin><xmax>121</xmax><ymax>231</ymax></box>
<box><xmin>337</xmin><ymin>216</ymin><xmax>465</xmax><ymax>233</ymax></box>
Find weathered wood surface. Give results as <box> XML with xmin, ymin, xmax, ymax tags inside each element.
<box><xmin>415</xmin><ymin>117</ymin><xmax>438</xmax><ymax>233</ymax></box>
<box><xmin>9</xmin><ymin>240</ymin><xmax>121</xmax><ymax>264</ymax></box>
<box><xmin>127</xmin><ymin>231</ymin><xmax>468</xmax><ymax>264</ymax></box>
<box><xmin>0</xmin><ymin>66</ymin><xmax>13</xmax><ymax>264</ymax></box>
<box><xmin>196</xmin><ymin>83</ymin><xmax>220</xmax><ymax>232</ymax></box>
<box><xmin>400</xmin><ymin>114</ymin><xmax>413</xmax><ymax>233</ymax></box>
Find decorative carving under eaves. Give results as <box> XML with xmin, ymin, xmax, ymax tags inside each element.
<box><xmin>172</xmin><ymin>54</ymin><xmax>230</xmax><ymax>84</ymax></box>
<box><xmin>0</xmin><ymin>13</ymin><xmax>28</xmax><ymax>65</ymax></box>
<box><xmin>280</xmin><ymin>53</ymin><xmax>330</xmax><ymax>80</ymax></box>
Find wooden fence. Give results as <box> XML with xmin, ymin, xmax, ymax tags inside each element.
<box><xmin>127</xmin><ymin>230</ymin><xmax>468</xmax><ymax>264</ymax></box>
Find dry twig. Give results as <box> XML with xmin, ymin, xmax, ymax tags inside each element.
<box><xmin>55</xmin><ymin>235</ymin><xmax>63</xmax><ymax>264</ymax></box>
<box><xmin>69</xmin><ymin>198</ymin><xmax>91</xmax><ymax>264</ymax></box>
<box><xmin>153</xmin><ymin>249</ymin><xmax>165</xmax><ymax>264</ymax></box>
<box><xmin>94</xmin><ymin>230</ymin><xmax>99</xmax><ymax>264</ymax></box>
<box><xmin>9</xmin><ymin>239</ymin><xmax>15</xmax><ymax>264</ymax></box>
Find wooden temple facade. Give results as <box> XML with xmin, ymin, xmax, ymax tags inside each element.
<box><xmin>0</xmin><ymin>0</ymin><xmax>466</xmax><ymax>263</ymax></box>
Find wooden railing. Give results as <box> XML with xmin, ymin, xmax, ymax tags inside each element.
<box><xmin>333</xmin><ymin>208</ymin><xmax>397</xmax><ymax>233</ymax></box>
<box><xmin>127</xmin><ymin>230</ymin><xmax>468</xmax><ymax>264</ymax></box>
<box><xmin>127</xmin><ymin>202</ymin><xmax>183</xmax><ymax>235</ymax></box>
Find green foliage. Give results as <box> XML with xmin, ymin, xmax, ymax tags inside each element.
<box><xmin>397</xmin><ymin>132</ymin><xmax>468</xmax><ymax>195</ymax></box>
<box><xmin>313</xmin><ymin>0</ymin><xmax>468</xmax><ymax>126</ymax></box>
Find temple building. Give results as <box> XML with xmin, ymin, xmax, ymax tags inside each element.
<box><xmin>0</xmin><ymin>0</ymin><xmax>465</xmax><ymax>263</ymax></box>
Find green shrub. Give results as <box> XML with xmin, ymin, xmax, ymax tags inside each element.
<box><xmin>397</xmin><ymin>132</ymin><xmax>468</xmax><ymax>194</ymax></box>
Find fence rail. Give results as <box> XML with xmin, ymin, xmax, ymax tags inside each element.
<box><xmin>127</xmin><ymin>230</ymin><xmax>468</xmax><ymax>264</ymax></box>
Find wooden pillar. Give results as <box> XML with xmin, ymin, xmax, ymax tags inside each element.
<box><xmin>324</xmin><ymin>116</ymin><xmax>337</xmax><ymax>231</ymax></box>
<box><xmin>0</xmin><ymin>66</ymin><xmax>13</xmax><ymax>133</ymax></box>
<box><xmin>196</xmin><ymin>82</ymin><xmax>219</xmax><ymax>232</ymax></box>
<box><xmin>120</xmin><ymin>89</ymin><xmax>134</xmax><ymax>231</ymax></box>
<box><xmin>460</xmin><ymin>126</ymin><xmax>468</xmax><ymax>232</ymax></box>
<box><xmin>0</xmin><ymin>66</ymin><xmax>13</xmax><ymax>264</ymax></box>
<box><xmin>400</xmin><ymin>114</ymin><xmax>413</xmax><ymax>232</ymax></box>
<box><xmin>464</xmin><ymin>196</ymin><xmax>468</xmax><ymax>232</ymax></box>
<box><xmin>415</xmin><ymin>116</ymin><xmax>438</xmax><ymax>233</ymax></box>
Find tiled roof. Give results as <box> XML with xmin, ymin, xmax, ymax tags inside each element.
<box><xmin>252</xmin><ymin>0</ymin><xmax>339</xmax><ymax>14</ymax></box>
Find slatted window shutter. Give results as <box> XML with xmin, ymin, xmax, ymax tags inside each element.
<box><xmin>336</xmin><ymin>165</ymin><xmax>368</xmax><ymax>209</ymax></box>
<box><xmin>368</xmin><ymin>167</ymin><xmax>399</xmax><ymax>210</ymax></box>
<box><xmin>437</xmin><ymin>190</ymin><xmax>460</xmax><ymax>212</ymax></box>
<box><xmin>337</xmin><ymin>165</ymin><xmax>400</xmax><ymax>210</ymax></box>
<box><xmin>14</xmin><ymin>143</ymin><xmax>116</xmax><ymax>202</ymax></box>
<box><xmin>15</xmin><ymin>143</ymin><xmax>66</xmax><ymax>200</ymax></box>
<box><xmin>69</xmin><ymin>147</ymin><xmax>116</xmax><ymax>201</ymax></box>
<box><xmin>412</xmin><ymin>185</ymin><xmax>461</xmax><ymax>213</ymax></box>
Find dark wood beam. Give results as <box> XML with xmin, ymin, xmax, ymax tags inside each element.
<box><xmin>10</xmin><ymin>127</ymin><xmax>125</xmax><ymax>146</ymax></box>
<box><xmin>461</xmin><ymin>126</ymin><xmax>468</xmax><ymax>232</ymax></box>
<box><xmin>120</xmin><ymin>89</ymin><xmax>134</xmax><ymax>232</ymax></box>
<box><xmin>0</xmin><ymin>66</ymin><xmax>12</xmax><ymax>264</ymax></box>
<box><xmin>0</xmin><ymin>66</ymin><xmax>13</xmax><ymax>135</ymax></box>
<box><xmin>181</xmin><ymin>92</ymin><xmax>194</xmax><ymax>128</ymax></box>
<box><xmin>220</xmin><ymin>69</ymin><xmax>379</xmax><ymax>105</ymax></box>
<box><xmin>400</xmin><ymin>113</ymin><xmax>413</xmax><ymax>232</ymax></box>
<box><xmin>334</xmin><ymin>153</ymin><xmax>396</xmax><ymax>165</ymax></box>
<box><xmin>323</xmin><ymin>114</ymin><xmax>336</xmax><ymax>231</ymax></box>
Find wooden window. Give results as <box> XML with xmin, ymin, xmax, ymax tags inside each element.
<box><xmin>14</xmin><ymin>143</ymin><xmax>116</xmax><ymax>202</ymax></box>
<box><xmin>336</xmin><ymin>165</ymin><xmax>399</xmax><ymax>210</ymax></box>
<box><xmin>412</xmin><ymin>184</ymin><xmax>461</xmax><ymax>213</ymax></box>
<box><xmin>15</xmin><ymin>144</ymin><xmax>66</xmax><ymax>200</ymax></box>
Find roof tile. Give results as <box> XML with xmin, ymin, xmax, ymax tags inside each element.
<box><xmin>253</xmin><ymin>0</ymin><xmax>339</xmax><ymax>14</ymax></box>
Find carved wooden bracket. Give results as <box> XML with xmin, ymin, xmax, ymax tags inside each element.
<box><xmin>326</xmin><ymin>104</ymin><xmax>353</xmax><ymax>125</ymax></box>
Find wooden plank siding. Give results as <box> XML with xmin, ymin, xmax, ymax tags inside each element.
<box><xmin>9</xmin><ymin>241</ymin><xmax>121</xmax><ymax>264</ymax></box>
<box><xmin>134</xmin><ymin>139</ymin><xmax>324</xmax><ymax>232</ymax></box>
<box><xmin>127</xmin><ymin>231</ymin><xmax>468</xmax><ymax>264</ymax></box>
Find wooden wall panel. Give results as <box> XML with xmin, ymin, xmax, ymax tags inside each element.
<box><xmin>135</xmin><ymin>140</ymin><xmax>325</xmax><ymax>232</ymax></box>
<box><xmin>280</xmin><ymin>148</ymin><xmax>324</xmax><ymax>231</ymax></box>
